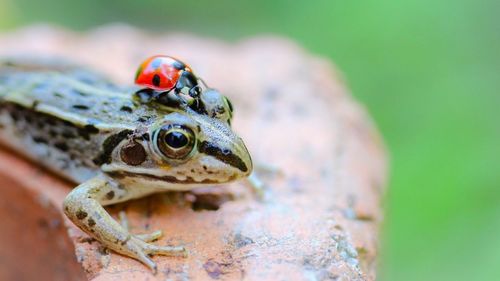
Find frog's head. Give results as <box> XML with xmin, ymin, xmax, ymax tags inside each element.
<box><xmin>103</xmin><ymin>111</ymin><xmax>252</xmax><ymax>190</ymax></box>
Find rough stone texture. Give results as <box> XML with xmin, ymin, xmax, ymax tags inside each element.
<box><xmin>0</xmin><ymin>25</ymin><xmax>387</xmax><ymax>280</ymax></box>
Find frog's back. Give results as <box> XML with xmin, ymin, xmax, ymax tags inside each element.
<box><xmin>0</xmin><ymin>58</ymin><xmax>162</xmax><ymax>182</ymax></box>
<box><xmin>0</xmin><ymin>58</ymin><xmax>151</xmax><ymax>127</ymax></box>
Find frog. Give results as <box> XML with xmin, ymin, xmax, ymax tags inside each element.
<box><xmin>0</xmin><ymin>56</ymin><xmax>253</xmax><ymax>273</ymax></box>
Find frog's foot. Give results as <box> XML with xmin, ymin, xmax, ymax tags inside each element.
<box><xmin>119</xmin><ymin>211</ymin><xmax>164</xmax><ymax>242</ymax></box>
<box><xmin>245</xmin><ymin>172</ymin><xmax>266</xmax><ymax>199</ymax></box>
<box><xmin>122</xmin><ymin>235</ymin><xmax>187</xmax><ymax>273</ymax></box>
<box><xmin>246</xmin><ymin>163</ymin><xmax>282</xmax><ymax>200</ymax></box>
<box><xmin>63</xmin><ymin>175</ymin><xmax>188</xmax><ymax>274</ymax></box>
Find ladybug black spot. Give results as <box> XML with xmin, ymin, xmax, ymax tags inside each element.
<box><xmin>152</xmin><ymin>74</ymin><xmax>161</xmax><ymax>87</ymax></box>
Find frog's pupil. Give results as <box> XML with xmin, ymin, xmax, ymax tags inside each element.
<box><xmin>165</xmin><ymin>131</ymin><xmax>188</xmax><ymax>148</ymax></box>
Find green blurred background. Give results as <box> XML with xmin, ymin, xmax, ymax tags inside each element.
<box><xmin>0</xmin><ymin>0</ymin><xmax>498</xmax><ymax>280</ymax></box>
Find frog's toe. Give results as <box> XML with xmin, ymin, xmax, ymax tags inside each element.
<box><xmin>144</xmin><ymin>243</ymin><xmax>188</xmax><ymax>257</ymax></box>
<box><xmin>118</xmin><ymin>210</ymin><xmax>130</xmax><ymax>230</ymax></box>
<box><xmin>136</xmin><ymin>230</ymin><xmax>163</xmax><ymax>242</ymax></box>
<box><xmin>124</xmin><ymin>234</ymin><xmax>187</xmax><ymax>272</ymax></box>
<box><xmin>136</xmin><ymin>250</ymin><xmax>158</xmax><ymax>274</ymax></box>
<box><xmin>123</xmin><ymin>236</ymin><xmax>159</xmax><ymax>273</ymax></box>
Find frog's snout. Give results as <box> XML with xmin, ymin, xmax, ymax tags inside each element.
<box><xmin>198</xmin><ymin>136</ymin><xmax>252</xmax><ymax>177</ymax></box>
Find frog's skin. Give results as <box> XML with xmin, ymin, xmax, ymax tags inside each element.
<box><xmin>0</xmin><ymin>59</ymin><xmax>253</xmax><ymax>273</ymax></box>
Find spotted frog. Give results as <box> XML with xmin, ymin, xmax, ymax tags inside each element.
<box><xmin>0</xmin><ymin>57</ymin><xmax>253</xmax><ymax>273</ymax></box>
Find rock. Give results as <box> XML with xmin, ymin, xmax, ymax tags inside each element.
<box><xmin>0</xmin><ymin>25</ymin><xmax>387</xmax><ymax>280</ymax></box>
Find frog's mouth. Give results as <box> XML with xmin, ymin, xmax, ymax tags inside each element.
<box><xmin>106</xmin><ymin>170</ymin><xmax>237</xmax><ymax>185</ymax></box>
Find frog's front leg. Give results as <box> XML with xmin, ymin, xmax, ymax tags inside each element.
<box><xmin>63</xmin><ymin>174</ymin><xmax>187</xmax><ymax>273</ymax></box>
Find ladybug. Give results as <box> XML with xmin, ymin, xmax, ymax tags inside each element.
<box><xmin>135</xmin><ymin>55</ymin><xmax>201</xmax><ymax>98</ymax></box>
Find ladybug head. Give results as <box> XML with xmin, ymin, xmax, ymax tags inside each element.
<box><xmin>175</xmin><ymin>69</ymin><xmax>202</xmax><ymax>98</ymax></box>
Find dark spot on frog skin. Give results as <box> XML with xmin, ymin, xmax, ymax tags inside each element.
<box><xmin>78</xmin><ymin>124</ymin><xmax>100</xmax><ymax>140</ymax></box>
<box><xmin>75</xmin><ymin>90</ymin><xmax>89</xmax><ymax>97</ymax></box>
<box><xmin>140</xmin><ymin>133</ymin><xmax>150</xmax><ymax>141</ymax></box>
<box><xmin>31</xmin><ymin>100</ymin><xmax>40</xmax><ymax>110</ymax></box>
<box><xmin>199</xmin><ymin>141</ymin><xmax>248</xmax><ymax>172</ymax></box>
<box><xmin>93</xmin><ymin>129</ymin><xmax>133</xmax><ymax>165</ymax></box>
<box><xmin>120</xmin><ymin>105</ymin><xmax>133</xmax><ymax>113</ymax></box>
<box><xmin>9</xmin><ymin>111</ymin><xmax>19</xmax><ymax>122</ymax></box>
<box><xmin>120</xmin><ymin>141</ymin><xmax>147</xmax><ymax>166</ymax></box>
<box><xmin>72</xmin><ymin>104</ymin><xmax>89</xmax><ymax>110</ymax></box>
<box><xmin>54</xmin><ymin>142</ymin><xmax>69</xmax><ymax>152</ymax></box>
<box><xmin>84</xmin><ymin>124</ymin><xmax>100</xmax><ymax>134</ymax></box>
<box><xmin>76</xmin><ymin>210</ymin><xmax>88</xmax><ymax>220</ymax></box>
<box><xmin>88</xmin><ymin>218</ymin><xmax>96</xmax><ymax>227</ymax></box>
<box><xmin>45</xmin><ymin>117</ymin><xmax>57</xmax><ymax>126</ymax></box>
<box><xmin>105</xmin><ymin>191</ymin><xmax>115</xmax><ymax>200</ymax></box>
<box><xmin>137</xmin><ymin>116</ymin><xmax>151</xmax><ymax>123</ymax></box>
<box><xmin>32</xmin><ymin>136</ymin><xmax>48</xmax><ymax>144</ymax></box>
<box><xmin>24</xmin><ymin>114</ymin><xmax>33</xmax><ymax>123</ymax></box>
<box><xmin>120</xmin><ymin>237</ymin><xmax>131</xmax><ymax>246</ymax></box>
<box><xmin>61</xmin><ymin>129</ymin><xmax>76</xmax><ymax>138</ymax></box>
<box><xmin>35</xmin><ymin>119</ymin><xmax>45</xmax><ymax>129</ymax></box>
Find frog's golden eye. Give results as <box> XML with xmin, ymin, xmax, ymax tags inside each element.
<box><xmin>154</xmin><ymin>124</ymin><xmax>195</xmax><ymax>159</ymax></box>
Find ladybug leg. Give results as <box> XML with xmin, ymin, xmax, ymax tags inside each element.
<box><xmin>153</xmin><ymin>89</ymin><xmax>184</xmax><ymax>107</ymax></box>
<box><xmin>134</xmin><ymin>88</ymin><xmax>156</xmax><ymax>104</ymax></box>
<box><xmin>189</xmin><ymin>85</ymin><xmax>202</xmax><ymax>98</ymax></box>
<box><xmin>170</xmin><ymin>88</ymin><xmax>196</xmax><ymax>106</ymax></box>
<box><xmin>167</xmin><ymin>89</ymin><xmax>183</xmax><ymax>103</ymax></box>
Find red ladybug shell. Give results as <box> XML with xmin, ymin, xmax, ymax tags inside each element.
<box><xmin>134</xmin><ymin>55</ymin><xmax>192</xmax><ymax>91</ymax></box>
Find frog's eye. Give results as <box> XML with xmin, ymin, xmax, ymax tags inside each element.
<box><xmin>154</xmin><ymin>124</ymin><xmax>195</xmax><ymax>159</ymax></box>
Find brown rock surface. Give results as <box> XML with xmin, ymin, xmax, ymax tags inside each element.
<box><xmin>0</xmin><ymin>25</ymin><xmax>387</xmax><ymax>280</ymax></box>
